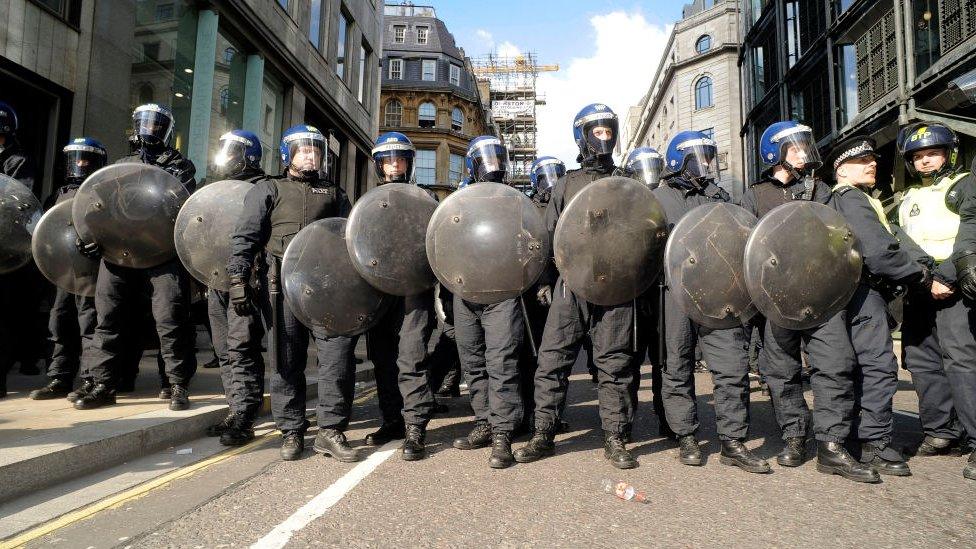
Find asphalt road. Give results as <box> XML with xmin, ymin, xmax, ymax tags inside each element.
<box><xmin>25</xmin><ymin>366</ymin><xmax>976</xmax><ymax>548</ymax></box>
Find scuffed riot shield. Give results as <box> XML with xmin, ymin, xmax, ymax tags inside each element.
<box><xmin>425</xmin><ymin>182</ymin><xmax>548</xmax><ymax>305</ymax></box>
<box><xmin>553</xmin><ymin>176</ymin><xmax>668</xmax><ymax>306</ymax></box>
<box><xmin>32</xmin><ymin>199</ymin><xmax>99</xmax><ymax>296</ymax></box>
<box><xmin>346</xmin><ymin>183</ymin><xmax>438</xmax><ymax>296</ymax></box>
<box><xmin>665</xmin><ymin>202</ymin><xmax>759</xmax><ymax>329</ymax></box>
<box><xmin>743</xmin><ymin>201</ymin><xmax>862</xmax><ymax>330</ymax></box>
<box><xmin>72</xmin><ymin>163</ymin><xmax>189</xmax><ymax>269</ymax></box>
<box><xmin>174</xmin><ymin>179</ymin><xmax>251</xmax><ymax>291</ymax></box>
<box><xmin>0</xmin><ymin>175</ymin><xmax>42</xmax><ymax>274</ymax></box>
<box><xmin>281</xmin><ymin>218</ymin><xmax>390</xmax><ymax>336</ymax></box>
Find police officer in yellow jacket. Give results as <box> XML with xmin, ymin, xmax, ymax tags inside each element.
<box><xmin>896</xmin><ymin>122</ymin><xmax>976</xmax><ymax>480</ymax></box>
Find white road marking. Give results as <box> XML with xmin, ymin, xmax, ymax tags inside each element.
<box><xmin>250</xmin><ymin>441</ymin><xmax>399</xmax><ymax>549</ymax></box>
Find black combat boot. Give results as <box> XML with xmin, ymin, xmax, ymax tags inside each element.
<box><xmin>168</xmin><ymin>384</ymin><xmax>190</xmax><ymax>411</ymax></box>
<box><xmin>720</xmin><ymin>440</ymin><xmax>771</xmax><ymax>474</ymax></box>
<box><xmin>401</xmin><ymin>424</ymin><xmax>427</xmax><ymax>461</ymax></box>
<box><xmin>158</xmin><ymin>384</ymin><xmax>172</xmax><ymax>400</ymax></box>
<box><xmin>219</xmin><ymin>415</ymin><xmax>255</xmax><ymax>447</ymax></box>
<box><xmin>776</xmin><ymin>436</ymin><xmax>806</xmax><ymax>467</ymax></box>
<box><xmin>29</xmin><ymin>379</ymin><xmax>72</xmax><ymax>400</ymax></box>
<box><xmin>365</xmin><ymin>420</ymin><xmax>406</xmax><ymax>446</ymax></box>
<box><xmin>605</xmin><ymin>432</ymin><xmax>638</xmax><ymax>469</ymax></box>
<box><xmin>916</xmin><ymin>435</ymin><xmax>967</xmax><ymax>457</ymax></box>
<box><xmin>453</xmin><ymin>421</ymin><xmax>492</xmax><ymax>450</ymax></box>
<box><xmin>964</xmin><ymin>449</ymin><xmax>976</xmax><ymax>481</ymax></box>
<box><xmin>66</xmin><ymin>379</ymin><xmax>95</xmax><ymax>403</ymax></box>
<box><xmin>314</xmin><ymin>429</ymin><xmax>362</xmax><ymax>462</ymax></box>
<box><xmin>861</xmin><ymin>441</ymin><xmax>911</xmax><ymax>476</ymax></box>
<box><xmin>436</xmin><ymin>367</ymin><xmax>462</xmax><ymax>397</ymax></box>
<box><xmin>677</xmin><ymin>435</ymin><xmax>703</xmax><ymax>466</ymax></box>
<box><xmin>514</xmin><ymin>428</ymin><xmax>555</xmax><ymax>463</ymax></box>
<box><xmin>816</xmin><ymin>441</ymin><xmax>881</xmax><ymax>483</ymax></box>
<box><xmin>74</xmin><ymin>383</ymin><xmax>116</xmax><ymax>410</ymax></box>
<box><xmin>489</xmin><ymin>432</ymin><xmax>515</xmax><ymax>469</ymax></box>
<box><xmin>280</xmin><ymin>431</ymin><xmax>305</xmax><ymax>461</ymax></box>
<box><xmin>206</xmin><ymin>414</ymin><xmax>235</xmax><ymax>437</ymax></box>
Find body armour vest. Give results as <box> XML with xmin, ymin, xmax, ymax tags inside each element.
<box><xmin>268</xmin><ymin>178</ymin><xmax>340</xmax><ymax>257</ymax></box>
<box><xmin>751</xmin><ymin>181</ymin><xmax>798</xmax><ymax>218</ymax></box>
<box><xmin>898</xmin><ymin>173</ymin><xmax>966</xmax><ymax>262</ymax></box>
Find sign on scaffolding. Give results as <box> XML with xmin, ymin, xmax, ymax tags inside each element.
<box><xmin>491</xmin><ymin>100</ymin><xmax>534</xmax><ymax>119</ymax></box>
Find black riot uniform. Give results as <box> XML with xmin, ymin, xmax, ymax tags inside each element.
<box><xmin>827</xmin><ymin>137</ymin><xmax>929</xmax><ymax>475</ymax></box>
<box><xmin>515</xmin><ymin>156</ymin><xmax>640</xmax><ymax>469</ymax></box>
<box><xmin>227</xmin><ymin>160</ymin><xmax>357</xmax><ymax>462</ymax></box>
<box><xmin>77</xmin><ymin>146</ymin><xmax>199</xmax><ymax>410</ymax></box>
<box><xmin>653</xmin><ymin>175</ymin><xmax>769</xmax><ymax>473</ymax></box>
<box><xmin>205</xmin><ymin>167</ymin><xmax>269</xmax><ymax>445</ymax></box>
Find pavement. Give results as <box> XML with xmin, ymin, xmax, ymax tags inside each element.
<box><xmin>3</xmin><ymin>358</ymin><xmax>975</xmax><ymax>548</ymax></box>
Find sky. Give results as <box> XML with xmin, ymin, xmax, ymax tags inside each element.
<box><xmin>423</xmin><ymin>0</ymin><xmax>686</xmax><ymax>167</ymax></box>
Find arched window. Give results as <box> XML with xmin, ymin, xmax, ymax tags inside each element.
<box><xmin>694</xmin><ymin>76</ymin><xmax>713</xmax><ymax>110</ymax></box>
<box><xmin>385</xmin><ymin>100</ymin><xmax>402</xmax><ymax>127</ymax></box>
<box><xmin>451</xmin><ymin>107</ymin><xmax>463</xmax><ymax>132</ymax></box>
<box><xmin>223</xmin><ymin>46</ymin><xmax>237</xmax><ymax>64</ymax></box>
<box><xmin>695</xmin><ymin>35</ymin><xmax>711</xmax><ymax>54</ymax></box>
<box><xmin>418</xmin><ymin>102</ymin><xmax>436</xmax><ymax>128</ymax></box>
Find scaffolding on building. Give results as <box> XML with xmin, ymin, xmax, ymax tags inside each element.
<box><xmin>472</xmin><ymin>52</ymin><xmax>558</xmax><ymax>184</ymax></box>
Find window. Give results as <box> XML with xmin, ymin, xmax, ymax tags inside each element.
<box><xmin>261</xmin><ymin>69</ymin><xmax>285</xmax><ymax>174</ymax></box>
<box><xmin>393</xmin><ymin>25</ymin><xmax>405</xmax><ymax>43</ymax></box>
<box><xmin>417</xmin><ymin>26</ymin><xmax>429</xmax><ymax>44</ymax></box>
<box><xmin>785</xmin><ymin>1</ymin><xmax>827</xmax><ymax>67</ymax></box>
<box><xmin>418</xmin><ymin>102</ymin><xmax>436</xmax><ymax>128</ymax></box>
<box><xmin>449</xmin><ymin>153</ymin><xmax>464</xmax><ymax>184</ymax></box>
<box><xmin>451</xmin><ymin>107</ymin><xmax>463</xmax><ymax>132</ymax></box>
<box><xmin>835</xmin><ymin>44</ymin><xmax>859</xmax><ymax>127</ymax></box>
<box><xmin>695</xmin><ymin>35</ymin><xmax>711</xmax><ymax>54</ymax></box>
<box><xmin>209</xmin><ymin>30</ymin><xmax>246</xmax><ymax>176</ymax></box>
<box><xmin>449</xmin><ymin>64</ymin><xmax>461</xmax><ymax>86</ymax></box>
<box><xmin>155</xmin><ymin>2</ymin><xmax>175</xmax><ymax>21</ymax></box>
<box><xmin>385</xmin><ymin>100</ymin><xmax>403</xmax><ymax>127</ymax></box>
<box><xmin>790</xmin><ymin>61</ymin><xmax>830</xmax><ymax>139</ymax></box>
<box><xmin>853</xmin><ymin>8</ymin><xmax>897</xmax><ymax>111</ymax></box>
<box><xmin>358</xmin><ymin>42</ymin><xmax>370</xmax><ymax>106</ymax></box>
<box><xmin>143</xmin><ymin>42</ymin><xmax>160</xmax><ymax>61</ymax></box>
<box><xmin>309</xmin><ymin>0</ymin><xmax>323</xmax><ymax>48</ymax></box>
<box><xmin>700</xmin><ymin>127</ymin><xmax>715</xmax><ymax>141</ymax></box>
<box><xmin>422</xmin><ymin>59</ymin><xmax>436</xmax><ymax>81</ymax></box>
<box><xmin>694</xmin><ymin>76</ymin><xmax>713</xmax><ymax>109</ymax></box>
<box><xmin>223</xmin><ymin>47</ymin><xmax>236</xmax><ymax>64</ymax></box>
<box><xmin>389</xmin><ymin>58</ymin><xmax>403</xmax><ymax>79</ymax></box>
<box><xmin>337</xmin><ymin>11</ymin><xmax>350</xmax><ymax>80</ymax></box>
<box><xmin>751</xmin><ymin>29</ymin><xmax>778</xmax><ymax>101</ymax></box>
<box><xmin>912</xmin><ymin>0</ymin><xmax>942</xmax><ymax>75</ymax></box>
<box><xmin>416</xmin><ymin>150</ymin><xmax>436</xmax><ymax>184</ymax></box>
<box><xmin>934</xmin><ymin>0</ymin><xmax>975</xmax><ymax>54</ymax></box>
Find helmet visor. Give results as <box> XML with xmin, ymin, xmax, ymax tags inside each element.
<box><xmin>532</xmin><ymin>161</ymin><xmax>565</xmax><ymax>191</ymax></box>
<box><xmin>286</xmin><ymin>134</ymin><xmax>327</xmax><ymax>179</ymax></box>
<box><xmin>677</xmin><ymin>139</ymin><xmax>719</xmax><ymax>179</ymax></box>
<box><xmin>627</xmin><ymin>154</ymin><xmax>664</xmax><ymax>187</ymax></box>
<box><xmin>775</xmin><ymin>129</ymin><xmax>822</xmax><ymax>171</ymax></box>
<box><xmin>581</xmin><ymin>117</ymin><xmax>619</xmax><ymax>157</ymax></box>
<box><xmin>373</xmin><ymin>148</ymin><xmax>415</xmax><ymax>183</ymax></box>
<box><xmin>470</xmin><ymin>142</ymin><xmax>508</xmax><ymax>182</ymax></box>
<box><xmin>214</xmin><ymin>139</ymin><xmax>248</xmax><ymax>178</ymax></box>
<box><xmin>133</xmin><ymin>109</ymin><xmax>173</xmax><ymax>146</ymax></box>
<box><xmin>63</xmin><ymin>147</ymin><xmax>106</xmax><ymax>182</ymax></box>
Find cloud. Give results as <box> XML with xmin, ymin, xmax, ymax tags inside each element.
<box><xmin>535</xmin><ymin>11</ymin><xmax>671</xmax><ymax>168</ymax></box>
<box><xmin>474</xmin><ymin>29</ymin><xmax>494</xmax><ymax>49</ymax></box>
<box><xmin>496</xmin><ymin>41</ymin><xmax>523</xmax><ymax>59</ymax></box>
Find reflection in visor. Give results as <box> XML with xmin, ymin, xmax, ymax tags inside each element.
<box><xmin>469</xmin><ymin>140</ymin><xmax>508</xmax><ymax>182</ymax></box>
<box><xmin>677</xmin><ymin>138</ymin><xmax>719</xmax><ymax>180</ymax></box>
<box><xmin>772</xmin><ymin>125</ymin><xmax>822</xmax><ymax>170</ymax></box>
<box><xmin>214</xmin><ymin>139</ymin><xmax>247</xmax><ymax>176</ymax></box>
<box><xmin>132</xmin><ymin>107</ymin><xmax>174</xmax><ymax>146</ymax></box>
<box><xmin>627</xmin><ymin>154</ymin><xmax>663</xmax><ymax>187</ymax></box>
<box><xmin>63</xmin><ymin>145</ymin><xmax>106</xmax><ymax>182</ymax></box>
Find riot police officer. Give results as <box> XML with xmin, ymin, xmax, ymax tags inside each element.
<box><xmin>75</xmin><ymin>104</ymin><xmax>199</xmax><ymax>411</ymax></box>
<box><xmin>28</xmin><ymin>138</ymin><xmax>106</xmax><ymax>400</ymax></box>
<box><xmin>451</xmin><ymin>136</ymin><xmax>526</xmax><ymax>469</ymax></box>
<box><xmin>896</xmin><ymin>122</ymin><xmax>976</xmax><ymax>480</ymax></box>
<box><xmin>829</xmin><ymin>136</ymin><xmax>931</xmax><ymax>476</ymax></box>
<box><xmin>655</xmin><ymin>131</ymin><xmax>770</xmax><ymax>474</ymax></box>
<box><xmin>528</xmin><ymin>156</ymin><xmax>564</xmax><ymax>207</ymax></box>
<box><xmin>623</xmin><ymin>146</ymin><xmax>664</xmax><ymax>188</ymax></box>
<box><xmin>227</xmin><ymin>124</ymin><xmax>358</xmax><ymax>462</ymax></box>
<box><xmin>203</xmin><ymin>130</ymin><xmax>269</xmax><ymax>447</ymax></box>
<box><xmin>742</xmin><ymin>121</ymin><xmax>878</xmax><ymax>483</ymax></box>
<box><xmin>361</xmin><ymin>132</ymin><xmax>438</xmax><ymax>461</ymax></box>
<box><xmin>0</xmin><ymin>101</ymin><xmax>34</xmax><ymax>187</ymax></box>
<box><xmin>515</xmin><ymin>104</ymin><xmax>640</xmax><ymax>470</ymax></box>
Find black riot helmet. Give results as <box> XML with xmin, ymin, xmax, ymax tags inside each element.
<box><xmin>529</xmin><ymin>156</ymin><xmax>565</xmax><ymax>192</ymax></box>
<box><xmin>573</xmin><ymin>103</ymin><xmax>618</xmax><ymax>163</ymax></box>
<box><xmin>466</xmin><ymin>136</ymin><xmax>508</xmax><ymax>183</ymax></box>
<box><xmin>214</xmin><ymin>129</ymin><xmax>263</xmax><ymax>178</ymax></box>
<box><xmin>132</xmin><ymin>103</ymin><xmax>175</xmax><ymax>149</ymax></box>
<box><xmin>897</xmin><ymin>122</ymin><xmax>960</xmax><ymax>179</ymax></box>
<box><xmin>63</xmin><ymin>137</ymin><xmax>108</xmax><ymax>185</ymax></box>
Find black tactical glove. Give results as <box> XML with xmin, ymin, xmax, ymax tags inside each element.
<box><xmin>954</xmin><ymin>251</ymin><xmax>976</xmax><ymax>301</ymax></box>
<box><xmin>74</xmin><ymin>237</ymin><xmax>101</xmax><ymax>259</ymax></box>
<box><xmin>229</xmin><ymin>274</ymin><xmax>253</xmax><ymax>316</ymax></box>
<box><xmin>536</xmin><ymin>284</ymin><xmax>552</xmax><ymax>306</ymax></box>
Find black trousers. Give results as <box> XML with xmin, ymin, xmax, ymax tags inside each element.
<box><xmin>208</xmin><ymin>288</ymin><xmax>266</xmax><ymax>420</ymax></box>
<box><xmin>533</xmin><ymin>279</ymin><xmax>636</xmax><ymax>434</ymax></box>
<box><xmin>366</xmin><ymin>291</ymin><xmax>436</xmax><ymax>427</ymax></box>
<box><xmin>46</xmin><ymin>288</ymin><xmax>97</xmax><ymax>382</ymax></box>
<box><xmin>846</xmin><ymin>284</ymin><xmax>899</xmax><ymax>445</ymax></box>
<box><xmin>453</xmin><ymin>295</ymin><xmax>524</xmax><ymax>434</ymax></box>
<box><xmin>87</xmin><ymin>259</ymin><xmax>197</xmax><ymax>388</ymax></box>
<box><xmin>935</xmin><ymin>294</ymin><xmax>976</xmax><ymax>446</ymax></box>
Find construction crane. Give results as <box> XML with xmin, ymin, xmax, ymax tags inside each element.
<box><xmin>471</xmin><ymin>55</ymin><xmax>559</xmax><ymax>75</ymax></box>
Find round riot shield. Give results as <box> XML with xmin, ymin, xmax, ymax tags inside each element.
<box><xmin>0</xmin><ymin>175</ymin><xmax>42</xmax><ymax>274</ymax></box>
<box><xmin>553</xmin><ymin>176</ymin><xmax>667</xmax><ymax>306</ymax></box>
<box><xmin>743</xmin><ymin>201</ymin><xmax>862</xmax><ymax>331</ymax></box>
<box><xmin>425</xmin><ymin>182</ymin><xmax>548</xmax><ymax>305</ymax></box>
<box><xmin>346</xmin><ymin>183</ymin><xmax>437</xmax><ymax>296</ymax></box>
<box><xmin>281</xmin><ymin>218</ymin><xmax>390</xmax><ymax>336</ymax></box>
<box><xmin>32</xmin><ymin>199</ymin><xmax>99</xmax><ymax>296</ymax></box>
<box><xmin>664</xmin><ymin>202</ymin><xmax>758</xmax><ymax>329</ymax></box>
<box><xmin>72</xmin><ymin>163</ymin><xmax>189</xmax><ymax>269</ymax></box>
<box><xmin>174</xmin><ymin>179</ymin><xmax>251</xmax><ymax>291</ymax></box>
